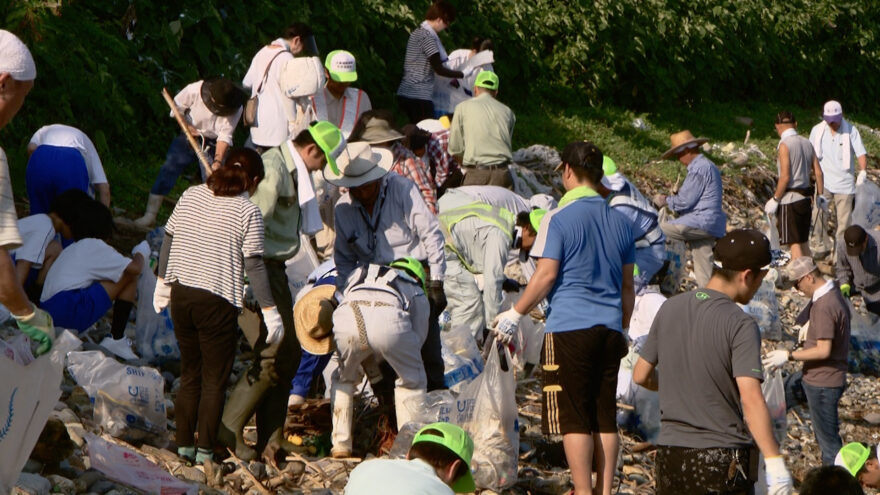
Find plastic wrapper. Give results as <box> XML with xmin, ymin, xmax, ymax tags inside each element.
<box><xmin>739</xmin><ymin>268</ymin><xmax>782</xmax><ymax>340</ymax></box>
<box><xmin>761</xmin><ymin>368</ymin><xmax>787</xmax><ymax>444</ymax></box>
<box><xmin>135</xmin><ymin>267</ymin><xmax>179</xmax><ymax>363</ymax></box>
<box><xmin>390</xmin><ymin>390</ymin><xmax>456</xmax><ymax>458</ymax></box>
<box><xmin>661</xmin><ymin>238</ymin><xmax>687</xmax><ymax>294</ymax></box>
<box><xmin>852</xmin><ymin>179</ymin><xmax>880</xmax><ymax>229</ymax></box>
<box><xmin>847</xmin><ymin>301</ymin><xmax>880</xmax><ymax>375</ymax></box>
<box><xmin>441</xmin><ymin>321</ymin><xmax>484</xmax><ymax>393</ymax></box>
<box><xmin>67</xmin><ymin>351</ymin><xmax>166</xmax><ymax>444</ymax></box>
<box><xmin>616</xmin><ymin>336</ymin><xmax>660</xmax><ymax>443</ymax></box>
<box><xmin>85</xmin><ymin>433</ymin><xmax>195</xmax><ymax>494</ymax></box>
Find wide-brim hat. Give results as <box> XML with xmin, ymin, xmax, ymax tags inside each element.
<box><xmin>293</xmin><ymin>284</ymin><xmax>337</xmax><ymax>355</ymax></box>
<box><xmin>661</xmin><ymin>130</ymin><xmax>709</xmax><ymax>160</ymax></box>
<box><xmin>360</xmin><ymin>116</ymin><xmax>405</xmax><ymax>145</ymax></box>
<box><xmin>323</xmin><ymin>141</ymin><xmax>393</xmax><ymax>188</ymax></box>
<box><xmin>200</xmin><ymin>77</ymin><xmax>248</xmax><ymax>116</ymax></box>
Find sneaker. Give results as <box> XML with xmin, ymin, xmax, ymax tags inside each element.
<box><xmin>287</xmin><ymin>394</ymin><xmax>305</xmax><ymax>408</ymax></box>
<box><xmin>99</xmin><ymin>336</ymin><xmax>139</xmax><ymax>361</ymax></box>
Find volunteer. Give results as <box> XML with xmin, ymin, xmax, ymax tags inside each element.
<box><xmin>836</xmin><ymin>224</ymin><xmax>880</xmax><ymax>316</ymax></box>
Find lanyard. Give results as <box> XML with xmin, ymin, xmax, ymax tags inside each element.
<box><xmin>356</xmin><ymin>182</ymin><xmax>389</xmax><ymax>254</ymax></box>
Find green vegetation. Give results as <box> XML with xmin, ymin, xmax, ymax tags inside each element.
<box><xmin>2</xmin><ymin>0</ymin><xmax>879</xmax><ymax>214</ymax></box>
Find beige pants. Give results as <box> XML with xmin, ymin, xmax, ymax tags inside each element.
<box><xmin>660</xmin><ymin>221</ymin><xmax>716</xmax><ymax>287</ymax></box>
<box><xmin>811</xmin><ymin>192</ymin><xmax>853</xmax><ymax>255</ymax></box>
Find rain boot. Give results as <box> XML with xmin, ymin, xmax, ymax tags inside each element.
<box><xmin>330</xmin><ymin>380</ymin><xmax>355</xmax><ymax>458</ymax></box>
<box><xmin>394</xmin><ymin>387</ymin><xmax>427</xmax><ymax>430</ymax></box>
<box><xmin>133</xmin><ymin>194</ymin><xmax>163</xmax><ymax>229</ymax></box>
<box><xmin>216</xmin><ymin>371</ymin><xmax>272</xmax><ymax>462</ymax></box>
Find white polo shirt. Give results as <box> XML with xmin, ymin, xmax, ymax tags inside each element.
<box><xmin>29</xmin><ymin>124</ymin><xmax>107</xmax><ymax>186</ymax></box>
<box><xmin>242</xmin><ymin>40</ymin><xmax>295</xmax><ymax>147</ymax></box>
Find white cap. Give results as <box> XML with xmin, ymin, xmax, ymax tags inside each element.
<box><xmin>417</xmin><ymin>118</ymin><xmax>446</xmax><ymax>134</ymax></box>
<box><xmin>529</xmin><ymin>193</ymin><xmax>557</xmax><ymax>211</ymax></box>
<box><xmin>0</xmin><ymin>30</ymin><xmax>36</xmax><ymax>81</ymax></box>
<box><xmin>823</xmin><ymin>100</ymin><xmax>843</xmax><ymax>118</ymax></box>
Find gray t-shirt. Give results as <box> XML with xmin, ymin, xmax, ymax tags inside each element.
<box><xmin>639</xmin><ymin>289</ymin><xmax>764</xmax><ymax>449</ymax></box>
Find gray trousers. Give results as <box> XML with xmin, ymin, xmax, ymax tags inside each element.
<box><xmin>811</xmin><ymin>192</ymin><xmax>853</xmax><ymax>256</ymax></box>
<box><xmin>660</xmin><ymin>221</ymin><xmax>716</xmax><ymax>287</ymax></box>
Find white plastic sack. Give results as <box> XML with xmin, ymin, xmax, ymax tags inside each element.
<box><xmin>739</xmin><ymin>268</ymin><xmax>782</xmax><ymax>340</ymax></box>
<box><xmin>389</xmin><ymin>390</ymin><xmax>456</xmax><ymax>458</ymax></box>
<box><xmin>454</xmin><ymin>344</ymin><xmax>519</xmax><ymax>491</ymax></box>
<box><xmin>135</xmin><ymin>268</ymin><xmax>179</xmax><ymax>363</ymax></box>
<box><xmin>0</xmin><ymin>330</ymin><xmax>80</xmax><ymax>493</ymax></box>
<box><xmin>441</xmin><ymin>322</ymin><xmax>484</xmax><ymax>393</ymax></box>
<box><xmin>85</xmin><ymin>433</ymin><xmax>195</xmax><ymax>494</ymax></box>
<box><xmin>67</xmin><ymin>351</ymin><xmax>166</xmax><ymax>443</ymax></box>
<box><xmin>761</xmin><ymin>369</ymin><xmax>787</xmax><ymax>444</ymax></box>
<box><xmin>853</xmin><ymin>179</ymin><xmax>880</xmax><ymax>229</ymax></box>
<box><xmin>661</xmin><ymin>238</ymin><xmax>687</xmax><ymax>294</ymax></box>
<box><xmin>847</xmin><ymin>300</ymin><xmax>880</xmax><ymax>375</ymax></box>
<box><xmin>285</xmin><ymin>234</ymin><xmax>320</xmax><ymax>302</ymax></box>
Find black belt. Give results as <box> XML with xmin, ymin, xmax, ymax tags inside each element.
<box><xmin>463</xmin><ymin>160</ymin><xmax>510</xmax><ymax>170</ymax></box>
<box><xmin>786</xmin><ymin>187</ymin><xmax>812</xmax><ymax>196</ymax></box>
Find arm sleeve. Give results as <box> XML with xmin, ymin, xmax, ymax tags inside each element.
<box><xmin>240</xmin><ymin>205</ymin><xmax>265</xmax><ymax>259</ymax></box>
<box><xmin>850</xmin><ymin>125</ymin><xmax>867</xmax><ymax>158</ymax></box>
<box><xmin>530</xmin><ymin>214</ymin><xmax>563</xmax><ymax>260</ymax></box>
<box><xmin>428</xmin><ymin>53</ymin><xmax>464</xmax><ymax>78</ymax></box>
<box><xmin>406</xmin><ymin>181</ymin><xmax>446</xmax><ymax>279</ymax></box>
<box><xmin>731</xmin><ymin>316</ymin><xmax>764</xmax><ymax>379</ymax></box>
<box><xmin>244</xmin><ymin>255</ymin><xmax>275</xmax><ymax>307</ymax></box>
<box><xmin>666</xmin><ymin>168</ymin><xmax>704</xmax><ymax>213</ymax></box>
<box><xmin>158</xmin><ymin>232</ymin><xmax>173</xmax><ymax>278</ymax></box>
<box><xmin>448</xmin><ymin>110</ymin><xmax>464</xmax><ymax>157</ymax></box>
<box><xmin>172</xmin><ymin>82</ymin><xmax>200</xmax><ymax>116</ymax></box>
<box><xmin>481</xmin><ymin>228</ymin><xmax>509</xmax><ymax>327</ymax></box>
<box><xmin>835</xmin><ymin>240</ymin><xmax>853</xmax><ymax>286</ymax></box>
<box><xmin>215</xmin><ymin>109</ymin><xmax>242</xmax><ymax>145</ymax></box>
<box><xmin>638</xmin><ymin>308</ymin><xmax>661</xmax><ymax>365</ymax></box>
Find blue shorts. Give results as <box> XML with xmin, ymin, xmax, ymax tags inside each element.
<box><xmin>41</xmin><ymin>282</ymin><xmax>112</xmax><ymax>333</ymax></box>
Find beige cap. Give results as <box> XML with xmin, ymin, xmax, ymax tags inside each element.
<box><xmin>785</xmin><ymin>256</ymin><xmax>818</xmax><ymax>281</ymax></box>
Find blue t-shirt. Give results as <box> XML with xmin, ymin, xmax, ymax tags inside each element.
<box><xmin>531</xmin><ymin>195</ymin><xmax>635</xmax><ymax>332</ymax></box>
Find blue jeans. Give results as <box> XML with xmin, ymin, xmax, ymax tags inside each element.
<box><xmin>802</xmin><ymin>381</ymin><xmax>844</xmax><ymax>465</ymax></box>
<box><xmin>290</xmin><ymin>350</ymin><xmax>332</xmax><ymax>397</ymax></box>
<box><xmin>150</xmin><ymin>135</ymin><xmax>215</xmax><ymax>195</ymax></box>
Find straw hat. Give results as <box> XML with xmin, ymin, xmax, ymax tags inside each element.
<box><xmin>360</xmin><ymin>116</ymin><xmax>405</xmax><ymax>145</ymax></box>
<box><xmin>661</xmin><ymin>130</ymin><xmax>709</xmax><ymax>159</ymax></box>
<box><xmin>323</xmin><ymin>141</ymin><xmax>393</xmax><ymax>188</ymax></box>
<box><xmin>293</xmin><ymin>284</ymin><xmax>337</xmax><ymax>355</ymax></box>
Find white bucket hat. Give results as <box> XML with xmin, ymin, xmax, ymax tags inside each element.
<box><xmin>323</xmin><ymin>141</ymin><xmax>393</xmax><ymax>188</ymax></box>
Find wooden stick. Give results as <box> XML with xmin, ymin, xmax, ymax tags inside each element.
<box><xmin>285</xmin><ymin>451</ymin><xmax>331</xmax><ymax>483</ymax></box>
<box><xmin>161</xmin><ymin>87</ymin><xmax>213</xmax><ymax>180</ymax></box>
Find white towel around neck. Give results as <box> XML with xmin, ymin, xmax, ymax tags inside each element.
<box><xmin>420</xmin><ymin>21</ymin><xmax>448</xmax><ymax>62</ymax></box>
<box><xmin>811</xmin><ymin>120</ymin><xmax>851</xmax><ymax>170</ymax></box>
<box><xmin>286</xmin><ymin>140</ymin><xmax>323</xmax><ymax>235</ymax></box>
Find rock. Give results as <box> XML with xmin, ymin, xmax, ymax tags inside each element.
<box><xmin>864</xmin><ymin>412</ymin><xmax>880</xmax><ymax>425</ymax></box>
<box><xmin>30</xmin><ymin>417</ymin><xmax>75</xmax><ymax>466</ymax></box>
<box><xmin>174</xmin><ymin>465</ymin><xmax>206</xmax><ymax>484</ymax></box>
<box><xmin>76</xmin><ymin>470</ymin><xmax>105</xmax><ymax>490</ymax></box>
<box><xmin>66</xmin><ymin>387</ymin><xmax>92</xmax><ymax>415</ymax></box>
<box><xmin>88</xmin><ymin>480</ymin><xmax>116</xmax><ymax>494</ymax></box>
<box><xmin>46</xmin><ymin>475</ymin><xmax>76</xmax><ymax>495</ymax></box>
<box><xmin>13</xmin><ymin>473</ymin><xmax>51</xmax><ymax>495</ymax></box>
<box><xmin>248</xmin><ymin>460</ymin><xmax>267</xmax><ymax>480</ymax></box>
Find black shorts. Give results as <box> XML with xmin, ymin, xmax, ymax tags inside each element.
<box><xmin>541</xmin><ymin>326</ymin><xmax>627</xmax><ymax>435</ymax></box>
<box><xmin>777</xmin><ymin>197</ymin><xmax>811</xmax><ymax>245</ymax></box>
<box><xmin>656</xmin><ymin>445</ymin><xmax>757</xmax><ymax>495</ymax></box>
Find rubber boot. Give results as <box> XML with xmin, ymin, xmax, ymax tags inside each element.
<box><xmin>216</xmin><ymin>372</ymin><xmax>272</xmax><ymax>462</ymax></box>
<box><xmin>330</xmin><ymin>380</ymin><xmax>355</xmax><ymax>458</ymax></box>
<box><xmin>133</xmin><ymin>194</ymin><xmax>163</xmax><ymax>229</ymax></box>
<box><xmin>394</xmin><ymin>387</ymin><xmax>427</xmax><ymax>430</ymax></box>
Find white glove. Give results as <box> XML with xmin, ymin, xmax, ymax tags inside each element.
<box><xmin>262</xmin><ymin>306</ymin><xmax>285</xmax><ymax>345</ymax></box>
<box><xmin>491</xmin><ymin>307</ymin><xmax>524</xmax><ymax>344</ymax></box>
<box><xmin>797</xmin><ymin>321</ymin><xmax>810</xmax><ymax>344</ymax></box>
<box><xmin>762</xmin><ymin>349</ymin><xmax>789</xmax><ymax>369</ymax></box>
<box><xmin>764</xmin><ymin>198</ymin><xmax>779</xmax><ymax>216</ymax></box>
<box><xmin>132</xmin><ymin>240</ymin><xmax>151</xmax><ymax>261</ymax></box>
<box><xmin>153</xmin><ymin>277</ymin><xmax>171</xmax><ymax>313</ymax></box>
<box><xmin>857</xmin><ymin>170</ymin><xmax>867</xmax><ymax>186</ymax></box>
<box><xmin>765</xmin><ymin>456</ymin><xmax>793</xmax><ymax>495</ymax></box>
<box><xmin>816</xmin><ymin>195</ymin><xmax>829</xmax><ymax>212</ymax></box>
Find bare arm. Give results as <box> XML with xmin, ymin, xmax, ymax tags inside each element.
<box><xmin>633</xmin><ymin>357</ymin><xmax>659</xmax><ymax>391</ymax></box>
<box><xmin>213</xmin><ymin>140</ymin><xmax>230</xmax><ymax>171</ymax></box>
<box><xmin>513</xmin><ymin>257</ymin><xmax>559</xmax><ymax>315</ymax></box>
<box><xmin>14</xmin><ymin>259</ymin><xmax>31</xmax><ymax>286</ymax></box>
<box><xmin>94</xmin><ymin>183</ymin><xmax>111</xmax><ymax>207</ymax></box>
<box><xmin>773</xmin><ymin>143</ymin><xmax>790</xmax><ymax>201</ymax></box>
<box><xmin>123</xmin><ymin>254</ymin><xmax>145</xmax><ymax>278</ymax></box>
<box><xmin>791</xmin><ymin>339</ymin><xmax>832</xmax><ymax>361</ymax></box>
<box><xmin>858</xmin><ymin>153</ymin><xmax>868</xmax><ymax>172</ymax></box>
<box><xmin>812</xmin><ymin>154</ymin><xmax>824</xmax><ymax>196</ymax></box>
<box><xmin>737</xmin><ymin>376</ymin><xmax>781</xmax><ymax>458</ymax></box>
<box><xmin>622</xmin><ymin>263</ymin><xmax>635</xmax><ymax>329</ymax></box>
<box><xmin>0</xmin><ymin>249</ymin><xmax>34</xmax><ymax>315</ymax></box>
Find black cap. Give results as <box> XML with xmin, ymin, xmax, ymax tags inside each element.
<box><xmin>713</xmin><ymin>229</ymin><xmax>772</xmax><ymax>271</ymax></box>
<box><xmin>844</xmin><ymin>225</ymin><xmax>868</xmax><ymax>256</ymax></box>
<box><xmin>201</xmin><ymin>77</ymin><xmax>248</xmax><ymax>117</ymax></box>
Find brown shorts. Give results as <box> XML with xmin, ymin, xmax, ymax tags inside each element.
<box><xmin>777</xmin><ymin>197</ymin><xmax>811</xmax><ymax>245</ymax></box>
<box><xmin>541</xmin><ymin>326</ymin><xmax>627</xmax><ymax>435</ymax></box>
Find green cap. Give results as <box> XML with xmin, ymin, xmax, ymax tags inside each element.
<box><xmin>835</xmin><ymin>442</ymin><xmax>871</xmax><ymax>477</ymax></box>
<box><xmin>633</xmin><ymin>263</ymin><xmax>640</xmax><ymax>276</ymax></box>
<box><xmin>308</xmin><ymin>121</ymin><xmax>346</xmax><ymax>175</ymax></box>
<box><xmin>390</xmin><ymin>256</ymin><xmax>427</xmax><ymax>291</ymax></box>
<box><xmin>412</xmin><ymin>422</ymin><xmax>475</xmax><ymax>493</ymax></box>
<box><xmin>529</xmin><ymin>209</ymin><xmax>547</xmax><ymax>232</ymax></box>
<box><xmin>324</xmin><ymin>50</ymin><xmax>357</xmax><ymax>83</ymax></box>
<box><xmin>474</xmin><ymin>70</ymin><xmax>499</xmax><ymax>91</ymax></box>
<box><xmin>603</xmin><ymin>155</ymin><xmax>618</xmax><ymax>176</ymax></box>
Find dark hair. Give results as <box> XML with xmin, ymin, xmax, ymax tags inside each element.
<box><xmin>776</xmin><ymin>111</ymin><xmax>796</xmax><ymax>124</ymax></box>
<box><xmin>283</xmin><ymin>22</ymin><xmax>312</xmax><ymax>40</ymax></box>
<box><xmin>425</xmin><ymin>0</ymin><xmax>456</xmax><ymax>23</ymax></box>
<box><xmin>409</xmin><ymin>434</ymin><xmax>468</xmax><ymax>481</ymax></box>
<box><xmin>516</xmin><ymin>211</ymin><xmax>535</xmax><ymax>233</ymax></box>
<box><xmin>402</xmin><ymin>124</ymin><xmax>431</xmax><ymax>152</ymax></box>
<box><xmin>348</xmin><ymin>109</ymin><xmax>396</xmax><ymax>143</ymax></box>
<box><xmin>711</xmin><ymin>266</ymin><xmax>741</xmax><ymax>282</ymax></box>
<box><xmin>70</xmin><ymin>197</ymin><xmax>114</xmax><ymax>241</ymax></box>
<box><xmin>800</xmin><ymin>466</ymin><xmax>864</xmax><ymax>495</ymax></box>
<box><xmin>207</xmin><ymin>147</ymin><xmax>264</xmax><ymax>197</ymax></box>
<box><xmin>471</xmin><ymin>36</ymin><xmax>493</xmax><ymax>52</ymax></box>
<box><xmin>49</xmin><ymin>189</ymin><xmax>93</xmax><ymax>229</ymax></box>
<box><xmin>560</xmin><ymin>141</ymin><xmax>603</xmax><ymax>184</ymax></box>
<box><xmin>293</xmin><ymin>123</ymin><xmax>318</xmax><ymax>147</ymax></box>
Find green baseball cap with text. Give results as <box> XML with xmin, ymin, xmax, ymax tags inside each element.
<box><xmin>835</xmin><ymin>442</ymin><xmax>871</xmax><ymax>477</ymax></box>
<box><xmin>412</xmin><ymin>422</ymin><xmax>475</xmax><ymax>493</ymax></box>
<box><xmin>308</xmin><ymin>121</ymin><xmax>346</xmax><ymax>175</ymax></box>
<box><xmin>474</xmin><ymin>70</ymin><xmax>499</xmax><ymax>91</ymax></box>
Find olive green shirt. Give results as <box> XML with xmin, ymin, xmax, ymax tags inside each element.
<box><xmin>251</xmin><ymin>144</ymin><xmax>301</xmax><ymax>260</ymax></box>
<box><xmin>448</xmin><ymin>92</ymin><xmax>515</xmax><ymax>167</ymax></box>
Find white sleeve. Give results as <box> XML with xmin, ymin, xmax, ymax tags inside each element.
<box><xmin>13</xmin><ymin>215</ymin><xmax>55</xmax><ymax>265</ymax></box>
<box><xmin>172</xmin><ymin>82</ymin><xmax>201</xmax><ymax>117</ymax></box>
<box><xmin>87</xmin><ymin>240</ymin><xmax>132</xmax><ymax>283</ymax></box>
<box><xmin>81</xmin><ymin>134</ymin><xmax>107</xmax><ymax>184</ymax></box>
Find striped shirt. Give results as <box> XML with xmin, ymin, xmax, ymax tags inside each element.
<box><xmin>397</xmin><ymin>27</ymin><xmax>441</xmax><ymax>101</ymax></box>
<box><xmin>164</xmin><ymin>184</ymin><xmax>264</xmax><ymax>307</ymax></box>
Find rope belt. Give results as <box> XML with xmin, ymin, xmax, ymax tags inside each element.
<box><xmin>348</xmin><ymin>299</ymin><xmax>396</xmax><ymax>351</ymax></box>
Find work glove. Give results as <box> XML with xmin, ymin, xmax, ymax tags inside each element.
<box><xmin>262</xmin><ymin>306</ymin><xmax>284</xmax><ymax>345</ymax></box>
<box><xmin>425</xmin><ymin>280</ymin><xmax>447</xmax><ymax>318</ymax></box>
<box><xmin>797</xmin><ymin>321</ymin><xmax>810</xmax><ymax>343</ymax></box>
<box><xmin>764</xmin><ymin>197</ymin><xmax>779</xmax><ymax>216</ymax></box>
<box><xmin>153</xmin><ymin>277</ymin><xmax>172</xmax><ymax>313</ymax></box>
<box><xmin>131</xmin><ymin>240</ymin><xmax>151</xmax><ymax>261</ymax></box>
<box><xmin>652</xmin><ymin>194</ymin><xmax>667</xmax><ymax>210</ymax></box>
<box><xmin>857</xmin><ymin>170</ymin><xmax>867</xmax><ymax>186</ymax></box>
<box><xmin>762</xmin><ymin>349</ymin><xmax>790</xmax><ymax>369</ymax></box>
<box><xmin>765</xmin><ymin>456</ymin><xmax>793</xmax><ymax>495</ymax></box>
<box><xmin>840</xmin><ymin>283</ymin><xmax>851</xmax><ymax>298</ymax></box>
<box><xmin>501</xmin><ymin>278</ymin><xmax>522</xmax><ymax>293</ymax></box>
<box><xmin>491</xmin><ymin>307</ymin><xmax>524</xmax><ymax>345</ymax></box>
<box><xmin>815</xmin><ymin>195</ymin><xmax>829</xmax><ymax>212</ymax></box>
<box><xmin>13</xmin><ymin>306</ymin><xmax>54</xmax><ymax>356</ymax></box>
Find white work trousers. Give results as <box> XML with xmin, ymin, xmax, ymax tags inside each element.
<box><xmin>444</xmin><ymin>256</ymin><xmax>486</xmax><ymax>339</ymax></box>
